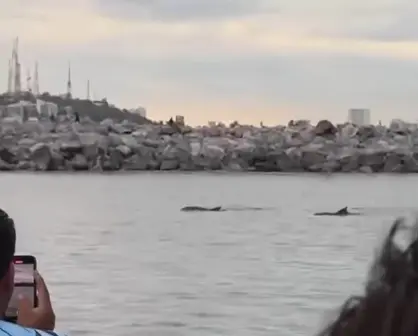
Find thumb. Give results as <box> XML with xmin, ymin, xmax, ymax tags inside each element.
<box><xmin>17</xmin><ymin>295</ymin><xmax>32</xmax><ymax>314</ymax></box>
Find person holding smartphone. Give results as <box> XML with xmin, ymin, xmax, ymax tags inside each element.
<box><xmin>0</xmin><ymin>209</ymin><xmax>66</xmax><ymax>336</ymax></box>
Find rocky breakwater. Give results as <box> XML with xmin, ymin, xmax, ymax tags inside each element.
<box><xmin>0</xmin><ymin>118</ymin><xmax>418</xmax><ymax>173</ymax></box>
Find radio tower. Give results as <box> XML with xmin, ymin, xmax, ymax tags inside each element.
<box><xmin>33</xmin><ymin>61</ymin><xmax>39</xmax><ymax>96</ymax></box>
<box><xmin>26</xmin><ymin>68</ymin><xmax>32</xmax><ymax>93</ymax></box>
<box><xmin>7</xmin><ymin>59</ymin><xmax>12</xmax><ymax>93</ymax></box>
<box><xmin>86</xmin><ymin>79</ymin><xmax>90</xmax><ymax>100</ymax></box>
<box><xmin>66</xmin><ymin>62</ymin><xmax>72</xmax><ymax>98</ymax></box>
<box><xmin>13</xmin><ymin>37</ymin><xmax>21</xmax><ymax>93</ymax></box>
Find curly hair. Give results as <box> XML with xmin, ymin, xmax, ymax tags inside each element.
<box><xmin>318</xmin><ymin>218</ymin><xmax>418</xmax><ymax>336</ymax></box>
<box><xmin>0</xmin><ymin>209</ymin><xmax>15</xmax><ymax>280</ymax></box>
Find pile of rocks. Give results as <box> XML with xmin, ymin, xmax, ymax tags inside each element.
<box><xmin>1</xmin><ymin>118</ymin><xmax>418</xmax><ymax>173</ymax></box>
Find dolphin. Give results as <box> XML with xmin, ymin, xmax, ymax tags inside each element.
<box><xmin>181</xmin><ymin>206</ymin><xmax>223</xmax><ymax>212</ymax></box>
<box><xmin>314</xmin><ymin>206</ymin><xmax>357</xmax><ymax>216</ymax></box>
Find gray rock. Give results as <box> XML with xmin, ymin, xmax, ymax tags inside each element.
<box><xmin>18</xmin><ymin>138</ymin><xmax>37</xmax><ymax>147</ymax></box>
<box><xmin>0</xmin><ymin>148</ymin><xmax>16</xmax><ymax>164</ymax></box>
<box><xmin>68</xmin><ymin>154</ymin><xmax>89</xmax><ymax>171</ymax></box>
<box><xmin>274</xmin><ymin>151</ymin><xmax>299</xmax><ymax>171</ymax></box>
<box><xmin>160</xmin><ymin>159</ymin><xmax>179</xmax><ymax>170</ymax></box>
<box><xmin>142</xmin><ymin>139</ymin><xmax>161</xmax><ymax>148</ymax></box>
<box><xmin>104</xmin><ymin>149</ymin><xmax>125</xmax><ymax>171</ymax></box>
<box><xmin>30</xmin><ymin>143</ymin><xmax>52</xmax><ymax>171</ymax></box>
<box><xmin>223</xmin><ymin>160</ymin><xmax>245</xmax><ymax>171</ymax></box>
<box><xmin>179</xmin><ymin>161</ymin><xmax>199</xmax><ymax>171</ymax></box>
<box><xmin>148</xmin><ymin>160</ymin><xmax>160</xmax><ymax>170</ymax></box>
<box><xmin>115</xmin><ymin>145</ymin><xmax>132</xmax><ymax>157</ymax></box>
<box><xmin>123</xmin><ymin>154</ymin><xmax>150</xmax><ymax>170</ymax></box>
<box><xmin>159</xmin><ymin>125</ymin><xmax>177</xmax><ymax>135</ymax></box>
<box><xmin>60</xmin><ymin>141</ymin><xmax>83</xmax><ymax>155</ymax></box>
<box><xmin>4</xmin><ymin>118</ymin><xmax>418</xmax><ymax>173</ymax></box>
<box><xmin>403</xmin><ymin>155</ymin><xmax>418</xmax><ymax>172</ymax></box>
<box><xmin>359</xmin><ymin>166</ymin><xmax>373</xmax><ymax>174</ymax></box>
<box><xmin>107</xmin><ymin>133</ymin><xmax>124</xmax><ymax>147</ymax></box>
<box><xmin>0</xmin><ymin>158</ymin><xmax>14</xmax><ymax>171</ymax></box>
<box><xmin>340</xmin><ymin>154</ymin><xmax>359</xmax><ymax>172</ymax></box>
<box><xmin>383</xmin><ymin>153</ymin><xmax>403</xmax><ymax>172</ymax></box>
<box><xmin>321</xmin><ymin>160</ymin><xmax>341</xmax><ymax>172</ymax></box>
<box><xmin>120</xmin><ymin>135</ymin><xmax>138</xmax><ymax>149</ymax></box>
<box><xmin>16</xmin><ymin>161</ymin><xmax>33</xmax><ymax>170</ymax></box>
<box><xmin>315</xmin><ymin>120</ymin><xmax>337</xmax><ymax>136</ymax></box>
<box><xmin>359</xmin><ymin>152</ymin><xmax>385</xmax><ymax>172</ymax></box>
<box><xmin>301</xmin><ymin>151</ymin><xmax>327</xmax><ymax>171</ymax></box>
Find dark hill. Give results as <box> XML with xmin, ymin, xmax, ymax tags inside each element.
<box><xmin>0</xmin><ymin>92</ymin><xmax>151</xmax><ymax>124</ymax></box>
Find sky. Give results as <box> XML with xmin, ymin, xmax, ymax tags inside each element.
<box><xmin>1</xmin><ymin>0</ymin><xmax>418</xmax><ymax>126</ymax></box>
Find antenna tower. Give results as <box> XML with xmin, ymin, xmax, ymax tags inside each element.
<box><xmin>87</xmin><ymin>79</ymin><xmax>90</xmax><ymax>100</ymax></box>
<box><xmin>7</xmin><ymin>59</ymin><xmax>12</xmax><ymax>93</ymax></box>
<box><xmin>66</xmin><ymin>62</ymin><xmax>72</xmax><ymax>98</ymax></box>
<box><xmin>26</xmin><ymin>68</ymin><xmax>32</xmax><ymax>93</ymax></box>
<box><xmin>33</xmin><ymin>61</ymin><xmax>39</xmax><ymax>96</ymax></box>
<box><xmin>13</xmin><ymin>37</ymin><xmax>21</xmax><ymax>93</ymax></box>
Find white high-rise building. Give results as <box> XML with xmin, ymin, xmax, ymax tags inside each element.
<box><xmin>348</xmin><ymin>108</ymin><xmax>371</xmax><ymax>126</ymax></box>
<box><xmin>36</xmin><ymin>99</ymin><xmax>58</xmax><ymax>118</ymax></box>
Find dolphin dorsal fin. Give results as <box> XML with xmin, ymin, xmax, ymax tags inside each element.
<box><xmin>336</xmin><ymin>206</ymin><xmax>348</xmax><ymax>214</ymax></box>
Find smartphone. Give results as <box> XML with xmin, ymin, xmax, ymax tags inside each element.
<box><xmin>5</xmin><ymin>255</ymin><xmax>37</xmax><ymax>322</ymax></box>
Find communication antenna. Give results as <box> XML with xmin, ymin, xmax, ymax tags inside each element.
<box><xmin>33</xmin><ymin>61</ymin><xmax>39</xmax><ymax>96</ymax></box>
<box><xmin>66</xmin><ymin>61</ymin><xmax>72</xmax><ymax>98</ymax></box>
<box><xmin>26</xmin><ymin>68</ymin><xmax>32</xmax><ymax>93</ymax></box>
<box><xmin>13</xmin><ymin>37</ymin><xmax>21</xmax><ymax>93</ymax></box>
<box><xmin>7</xmin><ymin>59</ymin><xmax>12</xmax><ymax>93</ymax></box>
<box><xmin>87</xmin><ymin>79</ymin><xmax>90</xmax><ymax>100</ymax></box>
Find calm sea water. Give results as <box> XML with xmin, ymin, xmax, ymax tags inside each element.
<box><xmin>0</xmin><ymin>172</ymin><xmax>416</xmax><ymax>336</ymax></box>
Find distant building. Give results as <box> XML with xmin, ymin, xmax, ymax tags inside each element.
<box><xmin>36</xmin><ymin>99</ymin><xmax>58</xmax><ymax>118</ymax></box>
<box><xmin>4</xmin><ymin>100</ymin><xmax>37</xmax><ymax>122</ymax></box>
<box><xmin>175</xmin><ymin>115</ymin><xmax>185</xmax><ymax>126</ymax></box>
<box><xmin>348</xmin><ymin>108</ymin><xmax>371</xmax><ymax>126</ymax></box>
<box><xmin>130</xmin><ymin>107</ymin><xmax>146</xmax><ymax>118</ymax></box>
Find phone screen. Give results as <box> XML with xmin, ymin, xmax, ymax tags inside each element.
<box><xmin>5</xmin><ymin>256</ymin><xmax>37</xmax><ymax>321</ymax></box>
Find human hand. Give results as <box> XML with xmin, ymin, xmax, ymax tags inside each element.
<box><xmin>17</xmin><ymin>271</ymin><xmax>56</xmax><ymax>330</ymax></box>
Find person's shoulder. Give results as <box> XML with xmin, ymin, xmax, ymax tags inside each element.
<box><xmin>31</xmin><ymin>330</ymin><xmax>68</xmax><ymax>336</ymax></box>
<box><xmin>0</xmin><ymin>321</ymin><xmax>68</xmax><ymax>336</ymax></box>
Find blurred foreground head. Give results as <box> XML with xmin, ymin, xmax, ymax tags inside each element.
<box><xmin>0</xmin><ymin>209</ymin><xmax>16</xmax><ymax>316</ymax></box>
<box><xmin>318</xmin><ymin>218</ymin><xmax>418</xmax><ymax>336</ymax></box>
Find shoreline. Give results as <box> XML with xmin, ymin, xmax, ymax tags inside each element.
<box><xmin>0</xmin><ymin>118</ymin><xmax>417</xmax><ymax>174</ymax></box>
<box><xmin>0</xmin><ymin>171</ymin><xmax>415</xmax><ymax>178</ymax></box>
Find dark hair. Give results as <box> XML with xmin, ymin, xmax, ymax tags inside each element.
<box><xmin>0</xmin><ymin>209</ymin><xmax>15</xmax><ymax>280</ymax></box>
<box><xmin>317</xmin><ymin>218</ymin><xmax>418</xmax><ymax>336</ymax></box>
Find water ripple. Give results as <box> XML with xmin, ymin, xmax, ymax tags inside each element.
<box><xmin>0</xmin><ymin>173</ymin><xmax>413</xmax><ymax>335</ymax></box>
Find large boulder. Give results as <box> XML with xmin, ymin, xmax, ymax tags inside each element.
<box><xmin>0</xmin><ymin>148</ymin><xmax>16</xmax><ymax>164</ymax></box>
<box><xmin>68</xmin><ymin>154</ymin><xmax>89</xmax><ymax>171</ymax></box>
<box><xmin>315</xmin><ymin>120</ymin><xmax>337</xmax><ymax>136</ymax></box>
<box><xmin>29</xmin><ymin>143</ymin><xmax>52</xmax><ymax>171</ymax></box>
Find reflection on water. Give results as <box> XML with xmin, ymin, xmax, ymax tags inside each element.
<box><xmin>0</xmin><ymin>172</ymin><xmax>415</xmax><ymax>335</ymax></box>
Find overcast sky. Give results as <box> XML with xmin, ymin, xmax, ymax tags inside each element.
<box><xmin>1</xmin><ymin>0</ymin><xmax>418</xmax><ymax>125</ymax></box>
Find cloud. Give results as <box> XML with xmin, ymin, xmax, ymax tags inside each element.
<box><xmin>301</xmin><ymin>0</ymin><xmax>418</xmax><ymax>42</ymax></box>
<box><xmin>94</xmin><ymin>0</ymin><xmax>418</xmax><ymax>44</ymax></box>
<box><xmin>0</xmin><ymin>0</ymin><xmax>133</xmax><ymax>46</ymax></box>
<box><xmin>95</xmin><ymin>0</ymin><xmax>279</xmax><ymax>21</ymax></box>
<box><xmin>3</xmin><ymin>0</ymin><xmax>418</xmax><ymax>59</ymax></box>
<box><xmin>1</xmin><ymin>0</ymin><xmax>418</xmax><ymax>125</ymax></box>
<box><xmin>344</xmin><ymin>9</ymin><xmax>418</xmax><ymax>42</ymax></box>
